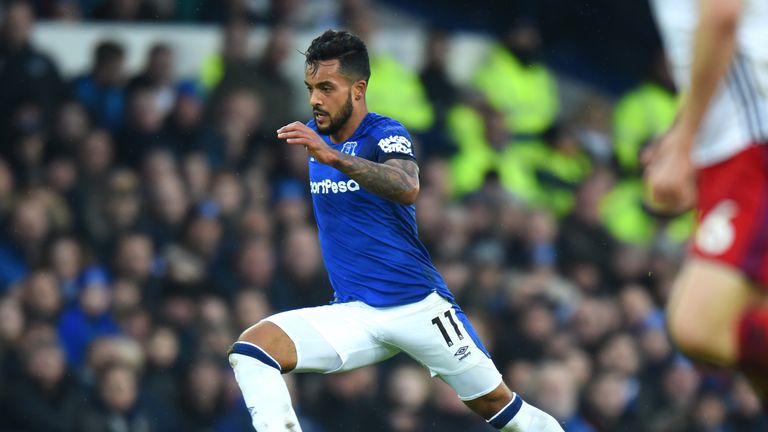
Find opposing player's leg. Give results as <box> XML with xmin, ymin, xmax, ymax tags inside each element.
<box><xmin>666</xmin><ymin>258</ymin><xmax>759</xmax><ymax>365</ymax></box>
<box><xmin>665</xmin><ymin>145</ymin><xmax>768</xmax><ymax>398</ymax></box>
<box><xmin>383</xmin><ymin>293</ymin><xmax>563</xmax><ymax>431</ymax></box>
<box><xmin>666</xmin><ymin>257</ymin><xmax>768</xmax><ymax>396</ymax></box>
<box><xmin>229</xmin><ymin>303</ymin><xmax>399</xmax><ymax>431</ymax></box>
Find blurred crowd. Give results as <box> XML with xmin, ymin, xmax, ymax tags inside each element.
<box><xmin>0</xmin><ymin>0</ymin><xmax>767</xmax><ymax>431</ymax></box>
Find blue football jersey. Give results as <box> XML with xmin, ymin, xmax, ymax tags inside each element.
<box><xmin>307</xmin><ymin>112</ymin><xmax>454</xmax><ymax>307</ymax></box>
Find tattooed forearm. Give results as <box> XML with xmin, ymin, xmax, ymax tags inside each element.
<box><xmin>332</xmin><ymin>153</ymin><xmax>420</xmax><ymax>204</ymax></box>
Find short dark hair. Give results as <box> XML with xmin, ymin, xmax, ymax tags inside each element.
<box><xmin>304</xmin><ymin>30</ymin><xmax>370</xmax><ymax>82</ymax></box>
<box><xmin>94</xmin><ymin>40</ymin><xmax>125</xmax><ymax>66</ymax></box>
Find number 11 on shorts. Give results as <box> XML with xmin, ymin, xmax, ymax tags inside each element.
<box><xmin>432</xmin><ymin>310</ymin><xmax>464</xmax><ymax>347</ymax></box>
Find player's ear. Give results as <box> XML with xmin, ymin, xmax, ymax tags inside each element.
<box><xmin>353</xmin><ymin>80</ymin><xmax>367</xmax><ymax>101</ymax></box>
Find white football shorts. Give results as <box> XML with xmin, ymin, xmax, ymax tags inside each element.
<box><xmin>266</xmin><ymin>292</ymin><xmax>502</xmax><ymax>401</ymax></box>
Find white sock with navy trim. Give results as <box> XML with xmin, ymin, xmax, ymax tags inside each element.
<box><xmin>487</xmin><ymin>393</ymin><xmax>563</xmax><ymax>431</ymax></box>
<box><xmin>229</xmin><ymin>341</ymin><xmax>302</xmax><ymax>431</ymax></box>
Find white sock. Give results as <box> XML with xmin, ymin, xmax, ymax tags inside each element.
<box><xmin>488</xmin><ymin>393</ymin><xmax>563</xmax><ymax>432</ymax></box>
<box><xmin>229</xmin><ymin>342</ymin><xmax>302</xmax><ymax>431</ymax></box>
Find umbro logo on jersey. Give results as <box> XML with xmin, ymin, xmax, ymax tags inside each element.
<box><xmin>454</xmin><ymin>346</ymin><xmax>471</xmax><ymax>360</ymax></box>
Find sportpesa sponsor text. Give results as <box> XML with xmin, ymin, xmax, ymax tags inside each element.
<box><xmin>310</xmin><ymin>178</ymin><xmax>361</xmax><ymax>194</ymax></box>
<box><xmin>309</xmin><ymin>134</ymin><xmax>412</xmax><ymax>195</ymax></box>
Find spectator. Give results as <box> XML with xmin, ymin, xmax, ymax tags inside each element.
<box><xmin>270</xmin><ymin>225</ymin><xmax>332</xmax><ymax>311</ymax></box>
<box><xmin>572</xmin><ymin>97</ymin><xmax>613</xmax><ymax>166</ymax></box>
<box><xmin>7</xmin><ymin>101</ymin><xmax>48</xmax><ymax>184</ymax></box>
<box><xmin>162</xmin><ymin>211</ymin><xmax>223</xmax><ymax>294</ymax></box>
<box><xmin>234</xmin><ymin>237</ymin><xmax>276</xmax><ymax>293</ymax></box>
<box><xmin>200</xmin><ymin>17</ymin><xmax>251</xmax><ymax>90</ymax></box>
<box><xmin>726</xmin><ymin>376</ymin><xmax>768</xmax><ymax>431</ymax></box>
<box><xmin>384</xmin><ymin>363</ymin><xmax>431</xmax><ymax>431</ymax></box>
<box><xmin>0</xmin><ymin>157</ymin><xmax>15</xmax><ymax>219</ymax></box>
<box><xmin>232</xmin><ymin>288</ymin><xmax>271</xmax><ymax>333</ymax></box>
<box><xmin>3</xmin><ymin>337</ymin><xmax>83</xmax><ymax>432</ymax></box>
<box><xmin>74</xmin><ymin>361</ymin><xmax>157</xmax><ymax>431</ymax></box>
<box><xmin>112</xmin><ymin>278</ymin><xmax>143</xmax><ymax>314</ymax></box>
<box><xmin>556</xmin><ymin>168</ymin><xmax>616</xmax><ymax>294</ymax></box>
<box><xmin>116</xmin><ymin>86</ymin><xmax>172</xmax><ymax>168</ymax></box>
<box><xmin>146</xmin><ymin>172</ymin><xmax>189</xmax><ymax>247</ymax></box>
<box><xmin>0</xmin><ymin>0</ymin><xmax>64</xmax><ymax>139</ymax></box>
<box><xmin>307</xmin><ymin>367</ymin><xmax>388</xmax><ymax>432</ymax></box>
<box><xmin>419</xmin><ymin>28</ymin><xmax>458</xmax><ymax>156</ymax></box>
<box><xmin>112</xmin><ymin>232</ymin><xmax>161</xmax><ymax>308</ymax></box>
<box><xmin>20</xmin><ymin>269</ymin><xmax>62</xmax><ymax>323</ymax></box>
<box><xmin>127</xmin><ymin>42</ymin><xmax>179</xmax><ymax>117</ymax></box>
<box><xmin>203</xmin><ymin>17</ymin><xmax>289</xmax><ymax>144</ymax></box>
<box><xmin>689</xmin><ymin>392</ymin><xmax>728</xmax><ymax>432</ymax></box>
<box><xmin>73</xmin><ymin>129</ymin><xmax>115</xmax><ymax>234</ymax></box>
<box><xmin>0</xmin><ymin>296</ymin><xmax>25</xmax><ymax>400</ymax></box>
<box><xmin>272</xmin><ymin>183</ymin><xmax>310</xmax><ymax>233</ymax></box>
<box><xmin>209</xmin><ymin>88</ymin><xmax>265</xmax><ymax>169</ymax></box>
<box><xmin>49</xmin><ymin>101</ymin><xmax>91</xmax><ymax>154</ymax></box>
<box><xmin>200</xmin><ymin>23</ymin><xmax>293</xmax><ymax>137</ymax></box>
<box><xmin>164</xmin><ymin>84</ymin><xmax>222</xmax><ymax>157</ymax></box>
<box><xmin>142</xmin><ymin>325</ymin><xmax>181</xmax><ymax>405</ymax></box>
<box><xmin>178</xmin><ymin>355</ymin><xmax>242</xmax><ymax>431</ymax></box>
<box><xmin>77</xmin><ymin>129</ymin><xmax>114</xmax><ymax>181</ymax></box>
<box><xmin>210</xmin><ymin>171</ymin><xmax>245</xmax><ymax>222</ymax></box>
<box><xmin>613</xmin><ymin>48</ymin><xmax>677</xmax><ymax>177</ymax></box>
<box><xmin>46</xmin><ymin>235</ymin><xmax>86</xmax><ymax>304</ymax></box>
<box><xmin>0</xmin><ymin>196</ymin><xmax>52</xmax><ymax>290</ymax></box>
<box><xmin>57</xmin><ymin>266</ymin><xmax>121</xmax><ymax>366</ymax></box>
<box><xmin>599</xmin><ymin>163</ymin><xmax>693</xmax><ymax>249</ymax></box>
<box><xmin>83</xmin><ymin>169</ymin><xmax>145</xmax><ymax>253</ymax></box>
<box><xmin>180</xmin><ymin>151</ymin><xmax>213</xmax><ymax>205</ymax></box>
<box><xmin>423</xmin><ymin>379</ymin><xmax>488</xmax><ymax>432</ymax></box>
<box><xmin>44</xmin><ymin>148</ymin><xmax>78</xmax><ymax>197</ymax></box>
<box><xmin>472</xmin><ymin>21</ymin><xmax>558</xmax><ymax>139</ymax></box>
<box><xmin>83</xmin><ymin>335</ymin><xmax>145</xmax><ymax>385</ymax></box>
<box><xmin>582</xmin><ymin>371</ymin><xmax>639</xmax><ymax>431</ymax></box>
<box><xmin>349</xmin><ymin>9</ymin><xmax>434</xmax><ymax>133</ymax></box>
<box><xmin>532</xmin><ymin>362</ymin><xmax>593</xmax><ymax>431</ymax></box>
<box><xmin>644</xmin><ymin>358</ymin><xmax>702</xmax><ymax>431</ymax></box>
<box><xmin>71</xmin><ymin>40</ymin><xmax>127</xmax><ymax>132</ymax></box>
<box><xmin>247</xmin><ymin>25</ymin><xmax>297</xmax><ymax>133</ymax></box>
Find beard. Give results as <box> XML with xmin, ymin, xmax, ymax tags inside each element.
<box><xmin>315</xmin><ymin>91</ymin><xmax>353</xmax><ymax>136</ymax></box>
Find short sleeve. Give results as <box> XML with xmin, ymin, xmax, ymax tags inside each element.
<box><xmin>374</xmin><ymin>132</ymin><xmax>417</xmax><ymax>163</ymax></box>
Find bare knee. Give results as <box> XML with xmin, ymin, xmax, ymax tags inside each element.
<box><xmin>231</xmin><ymin>321</ymin><xmax>297</xmax><ymax>371</ymax></box>
<box><xmin>464</xmin><ymin>383</ymin><xmax>513</xmax><ymax>420</ymax></box>
<box><xmin>663</xmin><ymin>260</ymin><xmax>759</xmax><ymax>367</ymax></box>
<box><xmin>667</xmin><ymin>305</ymin><xmax>735</xmax><ymax>366</ymax></box>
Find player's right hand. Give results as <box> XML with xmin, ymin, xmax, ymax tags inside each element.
<box><xmin>643</xmin><ymin>128</ymin><xmax>697</xmax><ymax>214</ymax></box>
<box><xmin>277</xmin><ymin>122</ymin><xmax>339</xmax><ymax>165</ymax></box>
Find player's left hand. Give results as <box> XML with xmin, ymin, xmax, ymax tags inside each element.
<box><xmin>277</xmin><ymin>122</ymin><xmax>338</xmax><ymax>165</ymax></box>
<box><xmin>643</xmin><ymin>126</ymin><xmax>697</xmax><ymax>214</ymax></box>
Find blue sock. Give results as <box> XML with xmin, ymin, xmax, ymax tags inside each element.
<box><xmin>488</xmin><ymin>394</ymin><xmax>523</xmax><ymax>429</ymax></box>
<box><xmin>229</xmin><ymin>341</ymin><xmax>282</xmax><ymax>371</ymax></box>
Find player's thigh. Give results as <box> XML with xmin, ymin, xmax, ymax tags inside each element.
<box><xmin>384</xmin><ymin>293</ymin><xmax>502</xmax><ymax>400</ymax></box>
<box><xmin>671</xmin><ymin>147</ymin><xmax>768</xmax><ymax>364</ymax></box>
<box><xmin>666</xmin><ymin>257</ymin><xmax>762</xmax><ymax>365</ymax></box>
<box><xmin>266</xmin><ymin>303</ymin><xmax>399</xmax><ymax>373</ymax></box>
